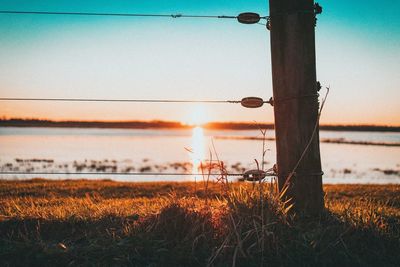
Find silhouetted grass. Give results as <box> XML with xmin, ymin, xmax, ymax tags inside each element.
<box><xmin>0</xmin><ymin>179</ymin><xmax>399</xmax><ymax>266</ymax></box>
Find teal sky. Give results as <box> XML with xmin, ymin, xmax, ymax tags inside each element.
<box><xmin>0</xmin><ymin>0</ymin><xmax>399</xmax><ymax>125</ymax></box>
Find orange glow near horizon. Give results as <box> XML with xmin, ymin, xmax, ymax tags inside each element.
<box><xmin>1</xmin><ymin>101</ymin><xmax>400</xmax><ymax>127</ymax></box>
<box><xmin>181</xmin><ymin>105</ymin><xmax>210</xmax><ymax>127</ymax></box>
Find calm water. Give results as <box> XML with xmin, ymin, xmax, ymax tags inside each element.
<box><xmin>0</xmin><ymin>127</ymin><xmax>399</xmax><ymax>184</ymax></box>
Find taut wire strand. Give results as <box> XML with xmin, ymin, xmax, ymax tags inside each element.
<box><xmin>0</xmin><ymin>171</ymin><xmax>277</xmax><ymax>177</ymax></box>
<box><xmin>0</xmin><ymin>97</ymin><xmax>272</xmax><ymax>105</ymax></box>
<box><xmin>0</xmin><ymin>10</ymin><xmax>239</xmax><ymax>19</ymax></box>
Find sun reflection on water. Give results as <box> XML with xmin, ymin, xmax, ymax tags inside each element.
<box><xmin>189</xmin><ymin>126</ymin><xmax>206</xmax><ymax>180</ymax></box>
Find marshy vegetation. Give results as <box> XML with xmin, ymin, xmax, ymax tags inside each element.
<box><xmin>0</xmin><ymin>179</ymin><xmax>399</xmax><ymax>266</ymax></box>
<box><xmin>0</xmin><ymin>158</ymin><xmax>249</xmax><ymax>175</ymax></box>
<box><xmin>2</xmin><ymin>158</ymin><xmax>399</xmax><ymax>182</ymax></box>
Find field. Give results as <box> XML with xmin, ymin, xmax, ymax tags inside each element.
<box><xmin>1</xmin><ymin>179</ymin><xmax>399</xmax><ymax>266</ymax></box>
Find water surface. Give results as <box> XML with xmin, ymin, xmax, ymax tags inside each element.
<box><xmin>0</xmin><ymin>127</ymin><xmax>399</xmax><ymax>183</ymax></box>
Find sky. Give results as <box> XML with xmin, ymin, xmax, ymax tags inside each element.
<box><xmin>0</xmin><ymin>0</ymin><xmax>399</xmax><ymax>125</ymax></box>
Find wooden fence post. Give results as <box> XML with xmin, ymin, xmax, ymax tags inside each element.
<box><xmin>269</xmin><ymin>0</ymin><xmax>324</xmax><ymax>215</ymax></box>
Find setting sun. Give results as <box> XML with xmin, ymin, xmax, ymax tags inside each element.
<box><xmin>182</xmin><ymin>105</ymin><xmax>210</xmax><ymax>126</ymax></box>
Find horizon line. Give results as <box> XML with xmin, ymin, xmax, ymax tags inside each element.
<box><xmin>1</xmin><ymin>118</ymin><xmax>400</xmax><ymax>130</ymax></box>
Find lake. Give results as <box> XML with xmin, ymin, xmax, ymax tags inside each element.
<box><xmin>0</xmin><ymin>127</ymin><xmax>399</xmax><ymax>184</ymax></box>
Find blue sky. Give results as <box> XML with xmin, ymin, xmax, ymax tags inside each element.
<box><xmin>0</xmin><ymin>0</ymin><xmax>399</xmax><ymax>125</ymax></box>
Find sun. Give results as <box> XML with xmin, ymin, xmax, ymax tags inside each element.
<box><xmin>182</xmin><ymin>105</ymin><xmax>210</xmax><ymax>126</ymax></box>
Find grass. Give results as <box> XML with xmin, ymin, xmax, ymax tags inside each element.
<box><xmin>0</xmin><ymin>179</ymin><xmax>399</xmax><ymax>266</ymax></box>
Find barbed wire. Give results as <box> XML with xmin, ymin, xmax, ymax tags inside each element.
<box><xmin>0</xmin><ymin>171</ymin><xmax>277</xmax><ymax>177</ymax></box>
<box><xmin>0</xmin><ymin>10</ymin><xmax>269</xmax><ymax>20</ymax></box>
<box><xmin>0</xmin><ymin>10</ymin><xmax>236</xmax><ymax>19</ymax></box>
<box><xmin>0</xmin><ymin>97</ymin><xmax>272</xmax><ymax>105</ymax></box>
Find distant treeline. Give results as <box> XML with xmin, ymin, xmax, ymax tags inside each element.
<box><xmin>0</xmin><ymin>119</ymin><xmax>186</xmax><ymax>129</ymax></box>
<box><xmin>0</xmin><ymin>119</ymin><xmax>399</xmax><ymax>132</ymax></box>
<box><xmin>208</xmin><ymin>123</ymin><xmax>400</xmax><ymax>132</ymax></box>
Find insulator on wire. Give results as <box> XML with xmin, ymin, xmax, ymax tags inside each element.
<box><xmin>237</xmin><ymin>12</ymin><xmax>261</xmax><ymax>24</ymax></box>
<box><xmin>241</xmin><ymin>97</ymin><xmax>265</xmax><ymax>108</ymax></box>
<box><xmin>241</xmin><ymin>169</ymin><xmax>266</xmax><ymax>181</ymax></box>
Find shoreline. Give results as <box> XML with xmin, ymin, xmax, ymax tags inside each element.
<box><xmin>1</xmin><ymin>177</ymin><xmax>400</xmax><ymax>185</ymax></box>
<box><xmin>1</xmin><ymin>119</ymin><xmax>400</xmax><ymax>132</ymax></box>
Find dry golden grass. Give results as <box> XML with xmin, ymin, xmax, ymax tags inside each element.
<box><xmin>0</xmin><ymin>179</ymin><xmax>399</xmax><ymax>266</ymax></box>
